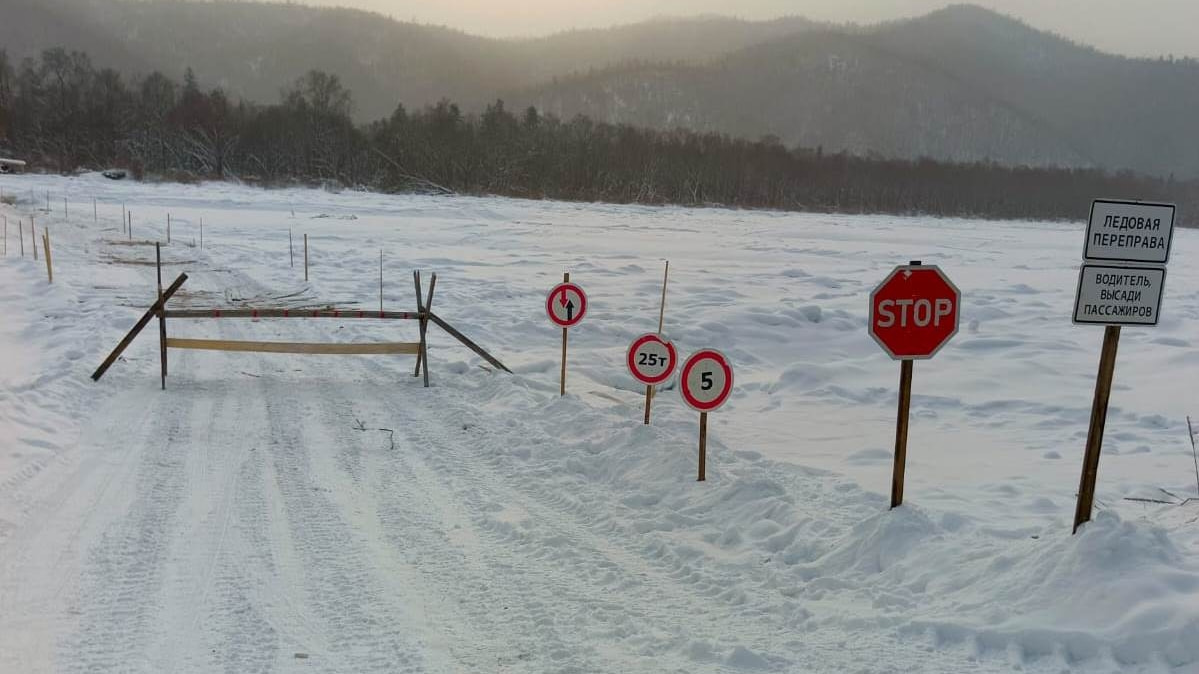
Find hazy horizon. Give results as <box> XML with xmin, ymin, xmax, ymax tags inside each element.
<box><xmin>284</xmin><ymin>0</ymin><xmax>1198</xmax><ymax>59</ymax></box>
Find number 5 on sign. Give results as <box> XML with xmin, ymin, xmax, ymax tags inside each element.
<box><xmin>679</xmin><ymin>349</ymin><xmax>734</xmax><ymax>481</ymax></box>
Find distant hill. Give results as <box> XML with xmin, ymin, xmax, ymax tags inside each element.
<box><xmin>2</xmin><ymin>1</ymin><xmax>1197</xmax><ymax>177</ymax></box>
<box><xmin>515</xmin><ymin>6</ymin><xmax>1199</xmax><ymax>177</ymax></box>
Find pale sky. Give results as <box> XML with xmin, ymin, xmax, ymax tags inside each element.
<box><xmin>294</xmin><ymin>0</ymin><xmax>1199</xmax><ymax>58</ymax></box>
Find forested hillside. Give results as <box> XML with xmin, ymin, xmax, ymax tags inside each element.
<box><xmin>1</xmin><ymin>1</ymin><xmax>1196</xmax><ymax>178</ymax></box>
<box><xmin>1</xmin><ymin>49</ymin><xmax>1195</xmax><ymax>224</ymax></box>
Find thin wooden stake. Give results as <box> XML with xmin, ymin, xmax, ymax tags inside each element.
<box><xmin>289</xmin><ymin>229</ymin><xmax>294</xmax><ymax>267</ymax></box>
<box><xmin>64</xmin><ymin>198</ymin><xmax>68</xmax><ymax>221</ymax></box>
<box><xmin>2</xmin><ymin>215</ymin><xmax>6</xmax><ymax>256</ymax></box>
<box><xmin>304</xmin><ymin>233</ymin><xmax>309</xmax><ymax>281</ymax></box>
<box><xmin>94</xmin><ymin>197</ymin><xmax>97</xmax><ymax>222</ymax></box>
<box><xmin>1188</xmin><ymin>416</ymin><xmax>1198</xmax><ymax>497</ymax></box>
<box><xmin>698</xmin><ymin>412</ymin><xmax>708</xmax><ymax>481</ymax></box>
<box><xmin>560</xmin><ymin>271</ymin><xmax>569</xmax><ymax>396</ymax></box>
<box><xmin>658</xmin><ymin>260</ymin><xmax>669</xmax><ymax>334</ymax></box>
<box><xmin>42</xmin><ymin>230</ymin><xmax>53</xmax><ymax>283</ymax></box>
<box><xmin>643</xmin><ymin>385</ymin><xmax>653</xmax><ymax>425</ymax></box>
<box><xmin>45</xmin><ymin>191</ymin><xmax>49</xmax><ymax>212</ymax></box>
<box><xmin>1073</xmin><ymin>325</ymin><xmax>1121</xmax><ymax>533</ymax></box>
<box><xmin>167</xmin><ymin>213</ymin><xmax>171</xmax><ymax>243</ymax></box>
<box><xmin>379</xmin><ymin>249</ymin><xmax>384</xmax><ymax>313</ymax></box>
<box><xmin>157</xmin><ymin>243</ymin><xmax>167</xmax><ymax>390</ymax></box>
<box><xmin>199</xmin><ymin>218</ymin><xmax>203</xmax><ymax>249</ymax></box>
<box><xmin>31</xmin><ymin>218</ymin><xmax>37</xmax><ymax>261</ymax></box>
<box><xmin>128</xmin><ymin>211</ymin><xmax>132</xmax><ymax>240</ymax></box>
<box><xmin>122</xmin><ymin>203</ymin><xmax>126</xmax><ymax>232</ymax></box>
<box><xmin>421</xmin><ymin>274</ymin><xmax>436</xmax><ymax>388</ymax></box>
<box><xmin>891</xmin><ymin>359</ymin><xmax>914</xmax><ymax>509</ymax></box>
<box><xmin>649</xmin><ymin>260</ymin><xmax>671</xmax><ymax>405</ymax></box>
<box><xmin>19</xmin><ymin>218</ymin><xmax>24</xmax><ymax>256</ymax></box>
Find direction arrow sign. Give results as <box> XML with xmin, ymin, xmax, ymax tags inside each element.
<box><xmin>869</xmin><ymin>265</ymin><xmax>960</xmax><ymax>360</ymax></box>
<box><xmin>546</xmin><ymin>282</ymin><xmax>587</xmax><ymax>328</ymax></box>
<box><xmin>1084</xmin><ymin>199</ymin><xmax>1175</xmax><ymax>264</ymax></box>
<box><xmin>679</xmin><ymin>349</ymin><xmax>734</xmax><ymax>413</ymax></box>
<box><xmin>627</xmin><ymin>333</ymin><xmax>677</xmax><ymax>385</ymax></box>
<box><xmin>1073</xmin><ymin>264</ymin><xmax>1166</xmax><ymax>327</ymax></box>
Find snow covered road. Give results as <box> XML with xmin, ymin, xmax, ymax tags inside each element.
<box><xmin>1</xmin><ymin>174</ymin><xmax>1197</xmax><ymax>672</ymax></box>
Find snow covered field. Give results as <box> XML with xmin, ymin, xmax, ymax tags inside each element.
<box><xmin>1</xmin><ymin>173</ymin><xmax>1197</xmax><ymax>673</ymax></box>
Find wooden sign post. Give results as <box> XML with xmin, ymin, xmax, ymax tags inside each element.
<box><xmin>304</xmin><ymin>233</ymin><xmax>309</xmax><ymax>281</ymax></box>
<box><xmin>679</xmin><ymin>349</ymin><xmax>734</xmax><ymax>481</ymax></box>
<box><xmin>868</xmin><ymin>261</ymin><xmax>961</xmax><ymax>508</ymax></box>
<box><xmin>546</xmin><ymin>273</ymin><xmax>587</xmax><ymax>396</ymax></box>
<box><xmin>289</xmin><ymin>229</ymin><xmax>294</xmax><ymax>267</ymax></box>
<box><xmin>1071</xmin><ymin>199</ymin><xmax>1174</xmax><ymax>533</ymax></box>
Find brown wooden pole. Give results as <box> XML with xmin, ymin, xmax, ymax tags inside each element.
<box><xmin>63</xmin><ymin>198</ymin><xmax>68</xmax><ymax>221</ymax></box>
<box><xmin>19</xmin><ymin>218</ymin><xmax>24</xmax><ymax>256</ymax></box>
<box><xmin>31</xmin><ymin>217</ymin><xmax>37</xmax><ymax>261</ymax></box>
<box><xmin>425</xmin><ymin>312</ymin><xmax>511</xmax><ymax>373</ymax></box>
<box><xmin>289</xmin><ymin>229</ymin><xmax>294</xmax><ymax>267</ymax></box>
<box><xmin>42</xmin><ymin>230</ymin><xmax>53</xmax><ymax>283</ymax></box>
<box><xmin>167</xmin><ymin>213</ymin><xmax>171</xmax><ymax>243</ymax></box>
<box><xmin>122</xmin><ymin>203</ymin><xmax>126</xmax><ymax>232</ymax></box>
<box><xmin>304</xmin><ymin>233</ymin><xmax>309</xmax><ymax>281</ymax></box>
<box><xmin>420</xmin><ymin>274</ymin><xmax>436</xmax><ymax>388</ymax></box>
<box><xmin>698</xmin><ymin>412</ymin><xmax>708</xmax><ymax>481</ymax></box>
<box><xmin>643</xmin><ymin>385</ymin><xmax>653</xmax><ymax>424</ymax></box>
<box><xmin>199</xmin><ymin>218</ymin><xmax>203</xmax><ymax>249</ymax></box>
<box><xmin>3</xmin><ymin>215</ymin><xmax>7</xmax><ymax>256</ymax></box>
<box><xmin>379</xmin><ymin>249</ymin><xmax>384</xmax><ymax>313</ymax></box>
<box><xmin>92</xmin><ymin>273</ymin><xmax>188</xmax><ymax>381</ymax></box>
<box><xmin>891</xmin><ymin>359</ymin><xmax>914</xmax><ymax>509</ymax></box>
<box><xmin>413</xmin><ymin>271</ymin><xmax>424</xmax><ymax>377</ymax></box>
<box><xmin>657</xmin><ymin>260</ymin><xmax>669</xmax><ymax>334</ymax></box>
<box><xmin>560</xmin><ymin>271</ymin><xmax>569</xmax><ymax>396</ymax></box>
<box><xmin>1073</xmin><ymin>325</ymin><xmax>1121</xmax><ymax>533</ymax></box>
<box><xmin>93</xmin><ymin>197</ymin><xmax>97</xmax><ymax>222</ymax></box>
<box><xmin>157</xmin><ymin>243</ymin><xmax>167</xmax><ymax>389</ymax></box>
<box><xmin>128</xmin><ymin>211</ymin><xmax>132</xmax><ymax>240</ymax></box>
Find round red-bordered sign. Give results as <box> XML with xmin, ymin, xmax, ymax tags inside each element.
<box><xmin>546</xmin><ymin>282</ymin><xmax>587</xmax><ymax>328</ymax></box>
<box><xmin>626</xmin><ymin>333</ymin><xmax>677</xmax><ymax>385</ymax></box>
<box><xmin>679</xmin><ymin>349</ymin><xmax>734</xmax><ymax>412</ymax></box>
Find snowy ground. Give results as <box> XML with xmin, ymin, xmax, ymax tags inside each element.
<box><xmin>0</xmin><ymin>173</ymin><xmax>1197</xmax><ymax>673</ymax></box>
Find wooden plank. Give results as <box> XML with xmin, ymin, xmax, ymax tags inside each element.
<box><xmin>426</xmin><ymin>312</ymin><xmax>511</xmax><ymax>374</ymax></box>
<box><xmin>165</xmin><ymin>338</ymin><xmax>421</xmax><ymax>355</ymax></box>
<box><xmin>413</xmin><ymin>271</ymin><xmax>424</xmax><ymax>377</ymax></box>
<box><xmin>1073</xmin><ymin>325</ymin><xmax>1121</xmax><ymax>533</ymax></box>
<box><xmin>92</xmin><ymin>273</ymin><xmax>189</xmax><ymax>381</ymax></box>
<box><xmin>164</xmin><ymin>309</ymin><xmax>418</xmax><ymax>320</ymax></box>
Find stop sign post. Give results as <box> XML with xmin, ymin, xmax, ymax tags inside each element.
<box><xmin>868</xmin><ymin>262</ymin><xmax>961</xmax><ymax>508</ymax></box>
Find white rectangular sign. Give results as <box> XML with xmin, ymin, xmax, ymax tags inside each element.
<box><xmin>1073</xmin><ymin>264</ymin><xmax>1166</xmax><ymax>326</ymax></box>
<box><xmin>1084</xmin><ymin>199</ymin><xmax>1175</xmax><ymax>264</ymax></box>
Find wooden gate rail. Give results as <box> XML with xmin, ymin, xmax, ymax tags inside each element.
<box><xmin>163</xmin><ymin>309</ymin><xmax>419</xmax><ymax>320</ymax></box>
<box><xmin>164</xmin><ymin>338</ymin><xmax>421</xmax><ymax>355</ymax></box>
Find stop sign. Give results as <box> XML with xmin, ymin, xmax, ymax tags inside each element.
<box><xmin>869</xmin><ymin>265</ymin><xmax>960</xmax><ymax>359</ymax></box>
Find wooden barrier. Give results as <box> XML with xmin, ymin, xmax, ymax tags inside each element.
<box><xmin>93</xmin><ymin>257</ymin><xmax>511</xmax><ymax>388</ymax></box>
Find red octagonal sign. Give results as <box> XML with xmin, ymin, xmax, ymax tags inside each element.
<box><xmin>869</xmin><ymin>265</ymin><xmax>961</xmax><ymax>360</ymax></box>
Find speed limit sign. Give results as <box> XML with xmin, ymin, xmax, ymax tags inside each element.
<box><xmin>679</xmin><ymin>349</ymin><xmax>734</xmax><ymax>412</ymax></box>
<box><xmin>627</xmin><ymin>334</ymin><xmax>677</xmax><ymax>385</ymax></box>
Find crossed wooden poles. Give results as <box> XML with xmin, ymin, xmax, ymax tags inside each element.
<box><xmin>92</xmin><ymin>244</ymin><xmax>509</xmax><ymax>388</ymax></box>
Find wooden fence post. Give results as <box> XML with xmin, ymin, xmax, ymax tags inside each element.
<box><xmin>43</xmin><ymin>229</ymin><xmax>53</xmax><ymax>283</ymax></box>
<box><xmin>304</xmin><ymin>233</ymin><xmax>309</xmax><ymax>281</ymax></box>
<box><xmin>157</xmin><ymin>243</ymin><xmax>168</xmax><ymax>390</ymax></box>
<box><xmin>167</xmin><ymin>213</ymin><xmax>171</xmax><ymax>243</ymax></box>
<box><xmin>31</xmin><ymin>218</ymin><xmax>38</xmax><ymax>261</ymax></box>
<box><xmin>19</xmin><ymin>218</ymin><xmax>24</xmax><ymax>256</ymax></box>
<box><xmin>2</xmin><ymin>215</ymin><xmax>6</xmax><ymax>256</ymax></box>
<box><xmin>91</xmin><ymin>274</ymin><xmax>189</xmax><ymax>382</ymax></box>
<box><xmin>289</xmin><ymin>229</ymin><xmax>294</xmax><ymax>267</ymax></box>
